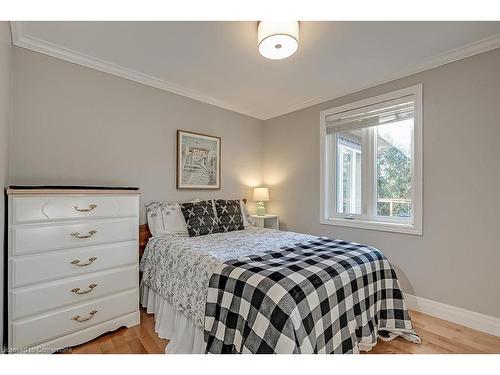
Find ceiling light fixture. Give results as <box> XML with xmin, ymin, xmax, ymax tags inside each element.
<box><xmin>258</xmin><ymin>21</ymin><xmax>299</xmax><ymax>60</ymax></box>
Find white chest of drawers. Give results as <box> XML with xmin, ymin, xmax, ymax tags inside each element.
<box><xmin>6</xmin><ymin>188</ymin><xmax>141</xmax><ymax>353</ymax></box>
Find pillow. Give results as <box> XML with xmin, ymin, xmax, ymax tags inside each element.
<box><xmin>239</xmin><ymin>199</ymin><xmax>253</xmax><ymax>227</ymax></box>
<box><xmin>180</xmin><ymin>200</ymin><xmax>220</xmax><ymax>236</ymax></box>
<box><xmin>215</xmin><ymin>199</ymin><xmax>244</xmax><ymax>232</ymax></box>
<box><xmin>145</xmin><ymin>201</ymin><xmax>170</xmax><ymax>236</ymax></box>
<box><xmin>145</xmin><ymin>199</ymin><xmax>199</xmax><ymax>236</ymax></box>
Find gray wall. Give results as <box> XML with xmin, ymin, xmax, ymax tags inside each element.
<box><xmin>0</xmin><ymin>22</ymin><xmax>13</xmax><ymax>349</ymax></box>
<box><xmin>7</xmin><ymin>40</ymin><xmax>500</xmax><ymax>319</ymax></box>
<box><xmin>263</xmin><ymin>48</ymin><xmax>500</xmax><ymax>318</ymax></box>
<box><xmin>10</xmin><ymin>48</ymin><xmax>264</xmax><ymax>221</ymax></box>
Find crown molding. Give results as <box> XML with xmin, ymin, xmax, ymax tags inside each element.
<box><xmin>10</xmin><ymin>21</ymin><xmax>264</xmax><ymax>120</ymax></box>
<box><xmin>10</xmin><ymin>22</ymin><xmax>500</xmax><ymax>121</ymax></box>
<box><xmin>265</xmin><ymin>32</ymin><xmax>500</xmax><ymax>120</ymax></box>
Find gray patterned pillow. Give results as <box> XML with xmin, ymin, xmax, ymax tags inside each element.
<box><xmin>215</xmin><ymin>199</ymin><xmax>244</xmax><ymax>232</ymax></box>
<box><xmin>180</xmin><ymin>200</ymin><xmax>220</xmax><ymax>236</ymax></box>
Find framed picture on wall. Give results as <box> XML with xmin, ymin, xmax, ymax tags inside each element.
<box><xmin>177</xmin><ymin>130</ymin><xmax>221</xmax><ymax>189</ymax></box>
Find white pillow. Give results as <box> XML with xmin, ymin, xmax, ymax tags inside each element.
<box><xmin>146</xmin><ymin>199</ymin><xmax>199</xmax><ymax>236</ymax></box>
<box><xmin>239</xmin><ymin>199</ymin><xmax>254</xmax><ymax>227</ymax></box>
<box><xmin>161</xmin><ymin>204</ymin><xmax>189</xmax><ymax>235</ymax></box>
<box><xmin>145</xmin><ymin>202</ymin><xmax>167</xmax><ymax>236</ymax></box>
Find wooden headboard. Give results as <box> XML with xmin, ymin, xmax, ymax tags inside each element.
<box><xmin>139</xmin><ymin>224</ymin><xmax>151</xmax><ymax>257</ymax></box>
<box><xmin>139</xmin><ymin>198</ymin><xmax>247</xmax><ymax>257</ymax></box>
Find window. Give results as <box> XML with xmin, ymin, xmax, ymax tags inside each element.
<box><xmin>320</xmin><ymin>85</ymin><xmax>422</xmax><ymax>235</ymax></box>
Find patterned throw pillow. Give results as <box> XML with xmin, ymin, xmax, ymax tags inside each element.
<box><xmin>180</xmin><ymin>200</ymin><xmax>220</xmax><ymax>236</ymax></box>
<box><xmin>215</xmin><ymin>199</ymin><xmax>244</xmax><ymax>232</ymax></box>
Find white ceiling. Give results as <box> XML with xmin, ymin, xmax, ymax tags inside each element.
<box><xmin>12</xmin><ymin>21</ymin><xmax>500</xmax><ymax>120</ymax></box>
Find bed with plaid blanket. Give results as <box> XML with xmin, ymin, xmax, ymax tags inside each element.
<box><xmin>204</xmin><ymin>237</ymin><xmax>420</xmax><ymax>354</ymax></box>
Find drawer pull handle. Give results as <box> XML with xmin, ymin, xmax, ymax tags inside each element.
<box><xmin>71</xmin><ymin>284</ymin><xmax>98</xmax><ymax>295</ymax></box>
<box><xmin>70</xmin><ymin>257</ymin><xmax>97</xmax><ymax>266</ymax></box>
<box><xmin>71</xmin><ymin>230</ymin><xmax>97</xmax><ymax>239</ymax></box>
<box><xmin>72</xmin><ymin>310</ymin><xmax>97</xmax><ymax>323</ymax></box>
<box><xmin>74</xmin><ymin>204</ymin><xmax>98</xmax><ymax>212</ymax></box>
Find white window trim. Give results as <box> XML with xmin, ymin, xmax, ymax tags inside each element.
<box><xmin>319</xmin><ymin>85</ymin><xmax>423</xmax><ymax>235</ymax></box>
<box><xmin>336</xmin><ymin>141</ymin><xmax>362</xmax><ymax>214</ymax></box>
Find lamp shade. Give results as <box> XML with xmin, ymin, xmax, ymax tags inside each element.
<box><xmin>258</xmin><ymin>21</ymin><xmax>299</xmax><ymax>60</ymax></box>
<box><xmin>253</xmin><ymin>187</ymin><xmax>269</xmax><ymax>202</ymax></box>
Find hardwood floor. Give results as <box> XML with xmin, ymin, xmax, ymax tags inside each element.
<box><xmin>369</xmin><ymin>310</ymin><xmax>500</xmax><ymax>354</ymax></box>
<box><xmin>65</xmin><ymin>309</ymin><xmax>168</xmax><ymax>354</ymax></box>
<box><xmin>63</xmin><ymin>308</ymin><xmax>500</xmax><ymax>354</ymax></box>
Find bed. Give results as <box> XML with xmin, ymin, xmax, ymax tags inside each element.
<box><xmin>139</xmin><ymin>222</ymin><xmax>420</xmax><ymax>354</ymax></box>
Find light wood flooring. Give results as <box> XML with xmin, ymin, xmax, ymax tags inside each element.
<box><xmin>63</xmin><ymin>308</ymin><xmax>500</xmax><ymax>354</ymax></box>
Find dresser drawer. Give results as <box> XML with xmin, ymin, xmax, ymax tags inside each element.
<box><xmin>12</xmin><ymin>266</ymin><xmax>138</xmax><ymax>319</ymax></box>
<box><xmin>12</xmin><ymin>195</ymin><xmax>138</xmax><ymax>224</ymax></box>
<box><xmin>12</xmin><ymin>288</ymin><xmax>138</xmax><ymax>348</ymax></box>
<box><xmin>12</xmin><ymin>217</ymin><xmax>137</xmax><ymax>255</ymax></box>
<box><xmin>12</xmin><ymin>241</ymin><xmax>138</xmax><ymax>287</ymax></box>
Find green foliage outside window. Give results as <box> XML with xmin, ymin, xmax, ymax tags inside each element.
<box><xmin>377</xmin><ymin>146</ymin><xmax>411</xmax><ymax>217</ymax></box>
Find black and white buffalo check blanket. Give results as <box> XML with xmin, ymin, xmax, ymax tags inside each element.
<box><xmin>204</xmin><ymin>237</ymin><xmax>420</xmax><ymax>354</ymax></box>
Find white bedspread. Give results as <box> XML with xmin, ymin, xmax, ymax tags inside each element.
<box><xmin>140</xmin><ymin>227</ymin><xmax>316</xmax><ymax>329</ymax></box>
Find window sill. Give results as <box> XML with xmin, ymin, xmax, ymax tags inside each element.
<box><xmin>320</xmin><ymin>217</ymin><xmax>422</xmax><ymax>235</ymax></box>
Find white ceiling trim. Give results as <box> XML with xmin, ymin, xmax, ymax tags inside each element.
<box><xmin>270</xmin><ymin>31</ymin><xmax>500</xmax><ymax>119</ymax></box>
<box><xmin>10</xmin><ymin>22</ymin><xmax>500</xmax><ymax>121</ymax></box>
<box><xmin>10</xmin><ymin>21</ymin><xmax>262</xmax><ymax>120</ymax></box>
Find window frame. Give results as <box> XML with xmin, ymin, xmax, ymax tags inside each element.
<box><xmin>319</xmin><ymin>85</ymin><xmax>423</xmax><ymax>235</ymax></box>
<box><xmin>336</xmin><ymin>137</ymin><xmax>362</xmax><ymax>216</ymax></box>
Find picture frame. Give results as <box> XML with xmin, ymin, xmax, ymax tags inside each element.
<box><xmin>176</xmin><ymin>130</ymin><xmax>221</xmax><ymax>189</ymax></box>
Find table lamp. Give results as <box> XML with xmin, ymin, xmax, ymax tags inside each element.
<box><xmin>253</xmin><ymin>187</ymin><xmax>269</xmax><ymax>216</ymax></box>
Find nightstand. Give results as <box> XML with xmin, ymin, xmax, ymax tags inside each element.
<box><xmin>250</xmin><ymin>214</ymin><xmax>279</xmax><ymax>230</ymax></box>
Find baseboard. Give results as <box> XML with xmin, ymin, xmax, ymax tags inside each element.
<box><xmin>404</xmin><ymin>293</ymin><xmax>500</xmax><ymax>337</ymax></box>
